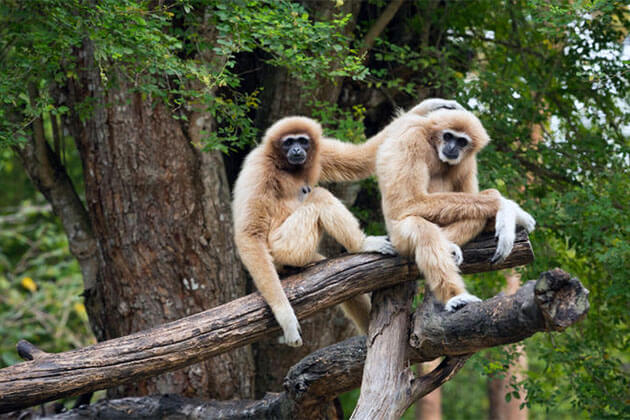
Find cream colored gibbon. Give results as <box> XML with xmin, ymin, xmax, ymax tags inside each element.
<box><xmin>232</xmin><ymin>116</ymin><xmax>396</xmax><ymax>347</ymax></box>
<box><xmin>375</xmin><ymin>103</ymin><xmax>535</xmax><ymax>311</ymax></box>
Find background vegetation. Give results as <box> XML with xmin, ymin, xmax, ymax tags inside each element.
<box><xmin>1</xmin><ymin>0</ymin><xmax>628</xmax><ymax>418</ymax></box>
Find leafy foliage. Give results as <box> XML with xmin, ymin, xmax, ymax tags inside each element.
<box><xmin>0</xmin><ymin>203</ymin><xmax>95</xmax><ymax>368</ymax></box>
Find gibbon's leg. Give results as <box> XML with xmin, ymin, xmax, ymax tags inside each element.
<box><xmin>442</xmin><ymin>218</ymin><xmax>488</xmax><ymax>247</ymax></box>
<box><xmin>305</xmin><ymin>187</ymin><xmax>395</xmax><ymax>255</ymax></box>
<box><xmin>269</xmin><ymin>204</ymin><xmax>323</xmax><ymax>268</ymax></box>
<box><xmin>389</xmin><ymin>216</ymin><xmax>480</xmax><ymax>311</ymax></box>
<box><xmin>340</xmin><ymin>294</ymin><xmax>371</xmax><ymax>334</ymax></box>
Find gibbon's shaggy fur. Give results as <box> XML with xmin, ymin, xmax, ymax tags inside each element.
<box><xmin>232</xmin><ymin>116</ymin><xmax>395</xmax><ymax>347</ymax></box>
<box><xmin>375</xmin><ymin>105</ymin><xmax>535</xmax><ymax>311</ymax></box>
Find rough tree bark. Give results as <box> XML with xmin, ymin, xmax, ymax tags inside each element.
<box><xmin>63</xmin><ymin>34</ymin><xmax>254</xmax><ymax>399</ymax></box>
<box><xmin>350</xmin><ymin>269</ymin><xmax>589</xmax><ymax>419</ymax></box>
<box><xmin>9</xmin><ymin>268</ymin><xmax>588</xmax><ymax>419</ymax></box>
<box><xmin>488</xmin><ymin>271</ymin><xmax>528</xmax><ymax>420</ymax></box>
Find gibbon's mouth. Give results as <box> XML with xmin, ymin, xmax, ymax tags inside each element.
<box><xmin>288</xmin><ymin>154</ymin><xmax>307</xmax><ymax>165</ymax></box>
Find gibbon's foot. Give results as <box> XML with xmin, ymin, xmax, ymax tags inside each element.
<box><xmin>491</xmin><ymin>198</ymin><xmax>518</xmax><ymax>264</ymax></box>
<box><xmin>448</xmin><ymin>241</ymin><xmax>464</xmax><ymax>265</ymax></box>
<box><xmin>361</xmin><ymin>235</ymin><xmax>397</xmax><ymax>255</ymax></box>
<box><xmin>275</xmin><ymin>308</ymin><xmax>303</xmax><ymax>347</ymax></box>
<box><xmin>445</xmin><ymin>292</ymin><xmax>482</xmax><ymax>312</ymax></box>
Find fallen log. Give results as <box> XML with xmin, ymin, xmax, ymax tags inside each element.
<box><xmin>0</xmin><ymin>229</ymin><xmax>532</xmax><ymax>413</ymax></box>
<box><xmin>38</xmin><ymin>268</ymin><xmax>588</xmax><ymax>419</ymax></box>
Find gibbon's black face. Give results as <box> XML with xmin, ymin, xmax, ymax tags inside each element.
<box><xmin>281</xmin><ymin>134</ymin><xmax>310</xmax><ymax>166</ymax></box>
<box><xmin>438</xmin><ymin>130</ymin><xmax>471</xmax><ymax>165</ymax></box>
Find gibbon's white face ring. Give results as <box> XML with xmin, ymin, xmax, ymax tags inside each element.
<box><xmin>280</xmin><ymin>132</ymin><xmax>309</xmax><ymax>142</ymax></box>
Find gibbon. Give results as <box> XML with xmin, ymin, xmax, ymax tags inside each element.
<box><xmin>232</xmin><ymin>116</ymin><xmax>396</xmax><ymax>347</ymax></box>
<box><xmin>375</xmin><ymin>104</ymin><xmax>535</xmax><ymax>311</ymax></box>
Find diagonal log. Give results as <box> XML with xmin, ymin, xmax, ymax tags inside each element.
<box><xmin>0</xmin><ymin>229</ymin><xmax>532</xmax><ymax>413</ymax></box>
<box><xmin>36</xmin><ymin>268</ymin><xmax>587</xmax><ymax>419</ymax></box>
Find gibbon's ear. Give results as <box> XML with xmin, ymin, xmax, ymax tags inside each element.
<box><xmin>428</xmin><ymin>109</ymin><xmax>491</xmax><ymax>151</ymax></box>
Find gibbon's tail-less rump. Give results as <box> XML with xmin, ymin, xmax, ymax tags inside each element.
<box><xmin>375</xmin><ymin>99</ymin><xmax>536</xmax><ymax>311</ymax></box>
<box><xmin>232</xmin><ymin>116</ymin><xmax>395</xmax><ymax>347</ymax></box>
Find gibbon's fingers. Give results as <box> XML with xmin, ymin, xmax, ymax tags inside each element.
<box><xmin>276</xmin><ymin>312</ymin><xmax>303</xmax><ymax>347</ymax></box>
<box><xmin>444</xmin><ymin>292</ymin><xmax>482</xmax><ymax>312</ymax></box>
<box><xmin>361</xmin><ymin>235</ymin><xmax>397</xmax><ymax>255</ymax></box>
<box><xmin>491</xmin><ymin>198</ymin><xmax>517</xmax><ymax>263</ymax></box>
<box><xmin>515</xmin><ymin>206</ymin><xmax>536</xmax><ymax>232</ymax></box>
<box><xmin>448</xmin><ymin>241</ymin><xmax>464</xmax><ymax>266</ymax></box>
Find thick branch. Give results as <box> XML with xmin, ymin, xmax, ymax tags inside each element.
<box><xmin>410</xmin><ymin>268</ymin><xmax>589</xmax><ymax>359</ymax></box>
<box><xmin>351</xmin><ymin>280</ymin><xmax>417</xmax><ymax>419</ymax></box>
<box><xmin>359</xmin><ymin>0</ymin><xmax>405</xmax><ymax>57</ymax></box>
<box><xmin>0</xmin><ymin>230</ymin><xmax>532</xmax><ymax>413</ymax></box>
<box><xmin>14</xmin><ymin>86</ymin><xmax>98</xmax><ymax>289</ymax></box>
<box><xmin>35</xmin><ymin>268</ymin><xmax>588</xmax><ymax>419</ymax></box>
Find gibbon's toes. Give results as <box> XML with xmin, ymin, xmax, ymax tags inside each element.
<box><xmin>445</xmin><ymin>293</ymin><xmax>482</xmax><ymax>312</ymax></box>
<box><xmin>362</xmin><ymin>235</ymin><xmax>397</xmax><ymax>255</ymax></box>
<box><xmin>448</xmin><ymin>242</ymin><xmax>464</xmax><ymax>265</ymax></box>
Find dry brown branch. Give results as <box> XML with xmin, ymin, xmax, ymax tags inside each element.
<box><xmin>0</xmin><ymin>230</ymin><xmax>533</xmax><ymax>413</ymax></box>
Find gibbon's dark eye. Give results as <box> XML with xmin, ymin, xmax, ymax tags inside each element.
<box><xmin>456</xmin><ymin>136</ymin><xmax>469</xmax><ymax>148</ymax></box>
<box><xmin>295</xmin><ymin>136</ymin><xmax>310</xmax><ymax>149</ymax></box>
<box><xmin>443</xmin><ymin>132</ymin><xmax>454</xmax><ymax>142</ymax></box>
<box><xmin>282</xmin><ymin>137</ymin><xmax>295</xmax><ymax>149</ymax></box>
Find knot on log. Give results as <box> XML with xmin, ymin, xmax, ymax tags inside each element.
<box><xmin>535</xmin><ymin>268</ymin><xmax>590</xmax><ymax>331</ymax></box>
<box><xmin>16</xmin><ymin>340</ymin><xmax>48</xmax><ymax>361</ymax></box>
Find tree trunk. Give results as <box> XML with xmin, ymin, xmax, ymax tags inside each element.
<box><xmin>69</xmin><ymin>39</ymin><xmax>254</xmax><ymax>399</ymax></box>
<box><xmin>416</xmin><ymin>359</ymin><xmax>443</xmax><ymax>420</ymax></box>
<box><xmin>488</xmin><ymin>271</ymin><xmax>528</xmax><ymax>420</ymax></box>
<box><xmin>250</xmin><ymin>0</ymin><xmax>364</xmax><ymax>397</ymax></box>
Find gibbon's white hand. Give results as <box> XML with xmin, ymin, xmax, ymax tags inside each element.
<box><xmin>492</xmin><ymin>198</ymin><xmax>536</xmax><ymax>264</ymax></box>
<box><xmin>274</xmin><ymin>306</ymin><xmax>303</xmax><ymax>347</ymax></box>
<box><xmin>445</xmin><ymin>292</ymin><xmax>482</xmax><ymax>312</ymax></box>
<box><xmin>361</xmin><ymin>235</ymin><xmax>397</xmax><ymax>255</ymax></box>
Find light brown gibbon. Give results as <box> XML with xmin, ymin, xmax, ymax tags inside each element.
<box><xmin>232</xmin><ymin>116</ymin><xmax>396</xmax><ymax>347</ymax></box>
<box><xmin>375</xmin><ymin>105</ymin><xmax>535</xmax><ymax>311</ymax></box>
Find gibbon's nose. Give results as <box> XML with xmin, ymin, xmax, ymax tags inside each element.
<box><xmin>288</xmin><ymin>148</ymin><xmax>307</xmax><ymax>164</ymax></box>
<box><xmin>443</xmin><ymin>144</ymin><xmax>459</xmax><ymax>159</ymax></box>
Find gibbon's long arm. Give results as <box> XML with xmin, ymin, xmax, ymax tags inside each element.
<box><xmin>318</xmin><ymin>133</ymin><xmax>387</xmax><ymax>182</ymax></box>
<box><xmin>235</xmin><ymin>237</ymin><xmax>292</xmax><ymax>313</ymax></box>
<box><xmin>407</xmin><ymin>190</ymin><xmax>501</xmax><ymax>226</ymax></box>
<box><xmin>235</xmin><ymin>234</ymin><xmax>303</xmax><ymax>346</ymax></box>
<box><xmin>440</xmin><ymin>163</ymin><xmax>490</xmax><ymax>245</ymax></box>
